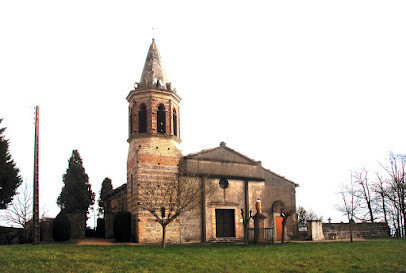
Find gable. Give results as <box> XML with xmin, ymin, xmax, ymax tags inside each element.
<box><xmin>184</xmin><ymin>145</ymin><xmax>258</xmax><ymax>165</ymax></box>
<box><xmin>181</xmin><ymin>143</ymin><xmax>264</xmax><ymax>181</ymax></box>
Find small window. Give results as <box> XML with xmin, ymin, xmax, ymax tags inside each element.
<box><xmin>219</xmin><ymin>178</ymin><xmax>229</xmax><ymax>189</ymax></box>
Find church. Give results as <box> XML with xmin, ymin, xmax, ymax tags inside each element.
<box><xmin>104</xmin><ymin>39</ymin><xmax>298</xmax><ymax>243</ymax></box>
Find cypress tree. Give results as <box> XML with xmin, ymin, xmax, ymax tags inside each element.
<box><xmin>98</xmin><ymin>177</ymin><xmax>113</xmax><ymax>216</ymax></box>
<box><xmin>57</xmin><ymin>150</ymin><xmax>95</xmax><ymax>214</ymax></box>
<box><xmin>0</xmin><ymin>119</ymin><xmax>22</xmax><ymax>209</ymax></box>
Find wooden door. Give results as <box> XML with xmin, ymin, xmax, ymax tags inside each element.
<box><xmin>276</xmin><ymin>217</ymin><xmax>283</xmax><ymax>241</ymax></box>
<box><xmin>215</xmin><ymin>209</ymin><xmax>235</xmax><ymax>237</ymax></box>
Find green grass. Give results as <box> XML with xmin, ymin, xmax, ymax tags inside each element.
<box><xmin>1</xmin><ymin>240</ymin><xmax>405</xmax><ymax>272</ymax></box>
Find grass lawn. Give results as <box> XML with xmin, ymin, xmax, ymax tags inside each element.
<box><xmin>1</xmin><ymin>239</ymin><xmax>405</xmax><ymax>272</ymax></box>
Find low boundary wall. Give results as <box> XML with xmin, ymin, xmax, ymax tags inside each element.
<box><xmin>322</xmin><ymin>222</ymin><xmax>390</xmax><ymax>239</ymax></box>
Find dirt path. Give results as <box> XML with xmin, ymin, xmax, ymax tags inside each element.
<box><xmin>75</xmin><ymin>238</ymin><xmax>139</xmax><ymax>245</ymax></box>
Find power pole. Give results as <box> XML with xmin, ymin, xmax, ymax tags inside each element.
<box><xmin>33</xmin><ymin>106</ymin><xmax>40</xmax><ymax>244</ymax></box>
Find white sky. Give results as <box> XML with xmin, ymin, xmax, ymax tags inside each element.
<box><xmin>1</xmin><ymin>1</ymin><xmax>405</xmax><ymax>227</ymax></box>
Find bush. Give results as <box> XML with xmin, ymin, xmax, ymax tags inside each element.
<box><xmin>96</xmin><ymin>218</ymin><xmax>105</xmax><ymax>238</ymax></box>
<box><xmin>113</xmin><ymin>211</ymin><xmax>131</xmax><ymax>242</ymax></box>
<box><xmin>52</xmin><ymin>211</ymin><xmax>71</xmax><ymax>242</ymax></box>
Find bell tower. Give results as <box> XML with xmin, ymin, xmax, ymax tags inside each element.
<box><xmin>126</xmin><ymin>39</ymin><xmax>182</xmax><ymax>243</ymax></box>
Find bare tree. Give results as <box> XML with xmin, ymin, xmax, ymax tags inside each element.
<box><xmin>0</xmin><ymin>182</ymin><xmax>32</xmax><ymax>241</ymax></box>
<box><xmin>337</xmin><ymin>178</ymin><xmax>360</xmax><ymax>242</ymax></box>
<box><xmin>297</xmin><ymin>206</ymin><xmax>322</xmax><ymax>225</ymax></box>
<box><xmin>374</xmin><ymin>173</ymin><xmax>389</xmax><ymax>224</ymax></box>
<box><xmin>380</xmin><ymin>154</ymin><xmax>406</xmax><ymax>237</ymax></box>
<box><xmin>280</xmin><ymin>209</ymin><xmax>293</xmax><ymax>244</ymax></box>
<box><xmin>352</xmin><ymin>168</ymin><xmax>375</xmax><ymax>222</ymax></box>
<box><xmin>138</xmin><ymin>175</ymin><xmax>213</xmax><ymax>248</ymax></box>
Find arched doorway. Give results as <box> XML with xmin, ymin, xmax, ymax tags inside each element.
<box><xmin>272</xmin><ymin>200</ymin><xmax>286</xmax><ymax>241</ymax></box>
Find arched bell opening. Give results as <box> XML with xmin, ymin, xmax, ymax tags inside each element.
<box><xmin>172</xmin><ymin>108</ymin><xmax>177</xmax><ymax>137</ymax></box>
<box><xmin>157</xmin><ymin>104</ymin><xmax>166</xmax><ymax>134</ymax></box>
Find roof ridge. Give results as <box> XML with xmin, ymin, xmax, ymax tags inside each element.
<box><xmin>184</xmin><ymin>143</ymin><xmax>259</xmax><ymax>165</ymax></box>
<box><xmin>262</xmin><ymin>166</ymin><xmax>298</xmax><ymax>186</ymax></box>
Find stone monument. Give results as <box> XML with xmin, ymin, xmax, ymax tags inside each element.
<box><xmin>253</xmin><ymin>198</ymin><xmax>267</xmax><ymax>243</ymax></box>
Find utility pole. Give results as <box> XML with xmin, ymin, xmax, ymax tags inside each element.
<box><xmin>33</xmin><ymin>106</ymin><xmax>40</xmax><ymax>244</ymax></box>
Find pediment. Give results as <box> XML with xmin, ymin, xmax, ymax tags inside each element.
<box><xmin>184</xmin><ymin>145</ymin><xmax>258</xmax><ymax>165</ymax></box>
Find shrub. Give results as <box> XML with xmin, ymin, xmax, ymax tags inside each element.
<box><xmin>52</xmin><ymin>211</ymin><xmax>71</xmax><ymax>242</ymax></box>
<box><xmin>113</xmin><ymin>211</ymin><xmax>131</xmax><ymax>242</ymax></box>
<box><xmin>96</xmin><ymin>218</ymin><xmax>105</xmax><ymax>238</ymax></box>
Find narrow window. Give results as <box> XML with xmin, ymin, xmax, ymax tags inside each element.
<box><xmin>129</xmin><ymin>107</ymin><xmax>133</xmax><ymax>134</ymax></box>
<box><xmin>157</xmin><ymin>104</ymin><xmax>166</xmax><ymax>134</ymax></box>
<box><xmin>139</xmin><ymin>104</ymin><xmax>147</xmax><ymax>133</ymax></box>
<box><xmin>128</xmin><ymin>107</ymin><xmax>133</xmax><ymax>135</ymax></box>
<box><xmin>173</xmin><ymin>109</ymin><xmax>177</xmax><ymax>137</ymax></box>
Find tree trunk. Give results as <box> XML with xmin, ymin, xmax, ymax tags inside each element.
<box><xmin>281</xmin><ymin>214</ymin><xmax>288</xmax><ymax>244</ymax></box>
<box><xmin>367</xmin><ymin>201</ymin><xmax>374</xmax><ymax>222</ymax></box>
<box><xmin>396</xmin><ymin>209</ymin><xmax>401</xmax><ymax>237</ymax></box>
<box><xmin>281</xmin><ymin>223</ymin><xmax>286</xmax><ymax>244</ymax></box>
<box><xmin>243</xmin><ymin>222</ymin><xmax>248</xmax><ymax>245</ymax></box>
<box><xmin>381</xmin><ymin>193</ymin><xmax>388</xmax><ymax>224</ymax></box>
<box><xmin>161</xmin><ymin>224</ymin><xmax>166</xmax><ymax>248</ymax></box>
<box><xmin>349</xmin><ymin>220</ymin><xmax>353</xmax><ymax>243</ymax></box>
<box><xmin>402</xmin><ymin>204</ymin><xmax>406</xmax><ymax>237</ymax></box>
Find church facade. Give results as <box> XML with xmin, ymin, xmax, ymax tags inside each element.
<box><xmin>104</xmin><ymin>40</ymin><xmax>298</xmax><ymax>243</ymax></box>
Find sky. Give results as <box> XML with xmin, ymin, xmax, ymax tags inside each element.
<box><xmin>0</xmin><ymin>1</ymin><xmax>405</xmax><ymax>227</ymax></box>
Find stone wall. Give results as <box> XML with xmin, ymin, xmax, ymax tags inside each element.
<box><xmin>323</xmin><ymin>222</ymin><xmax>390</xmax><ymax>239</ymax></box>
<box><xmin>0</xmin><ymin>226</ymin><xmax>22</xmax><ymax>244</ymax></box>
<box><xmin>262</xmin><ymin>169</ymin><xmax>298</xmax><ymax>240</ymax></box>
<box><xmin>105</xmin><ymin>213</ymin><xmax>114</xmax><ymax>239</ymax></box>
<box><xmin>68</xmin><ymin>213</ymin><xmax>86</xmax><ymax>239</ymax></box>
<box><xmin>40</xmin><ymin>218</ymin><xmax>54</xmax><ymax>242</ymax></box>
<box><xmin>205</xmin><ymin>178</ymin><xmax>247</xmax><ymax>241</ymax></box>
<box><xmin>307</xmin><ymin>220</ymin><xmax>324</xmax><ymax>240</ymax></box>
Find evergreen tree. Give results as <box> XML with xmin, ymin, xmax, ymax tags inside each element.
<box><xmin>52</xmin><ymin>210</ymin><xmax>71</xmax><ymax>242</ymax></box>
<box><xmin>0</xmin><ymin>119</ymin><xmax>22</xmax><ymax>209</ymax></box>
<box><xmin>57</xmin><ymin>150</ymin><xmax>95</xmax><ymax>214</ymax></box>
<box><xmin>98</xmin><ymin>177</ymin><xmax>113</xmax><ymax>216</ymax></box>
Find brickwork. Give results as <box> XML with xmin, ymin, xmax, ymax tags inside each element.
<box><xmin>126</xmin><ymin>132</ymin><xmax>182</xmax><ymax>243</ymax></box>
<box><xmin>126</xmin><ymin>46</ymin><xmax>182</xmax><ymax>243</ymax></box>
<box><xmin>127</xmin><ymin>91</ymin><xmax>180</xmax><ymax>139</ymax></box>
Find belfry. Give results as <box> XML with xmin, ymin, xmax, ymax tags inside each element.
<box><xmin>126</xmin><ymin>39</ymin><xmax>183</xmax><ymax>243</ymax></box>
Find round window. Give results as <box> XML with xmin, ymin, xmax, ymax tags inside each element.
<box><xmin>219</xmin><ymin>178</ymin><xmax>229</xmax><ymax>189</ymax></box>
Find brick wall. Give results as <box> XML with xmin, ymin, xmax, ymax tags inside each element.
<box><xmin>127</xmin><ymin>134</ymin><xmax>182</xmax><ymax>244</ymax></box>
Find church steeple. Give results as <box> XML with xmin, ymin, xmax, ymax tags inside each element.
<box><xmin>127</xmin><ymin>39</ymin><xmax>181</xmax><ymax>140</ymax></box>
<box><xmin>125</xmin><ymin>39</ymin><xmax>183</xmax><ymax>244</ymax></box>
<box><xmin>138</xmin><ymin>39</ymin><xmax>171</xmax><ymax>90</ymax></box>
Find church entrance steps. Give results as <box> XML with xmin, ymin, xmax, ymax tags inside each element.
<box><xmin>209</xmin><ymin>237</ymin><xmax>243</xmax><ymax>244</ymax></box>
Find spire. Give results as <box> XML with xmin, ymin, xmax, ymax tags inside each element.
<box><xmin>139</xmin><ymin>39</ymin><xmax>169</xmax><ymax>89</ymax></box>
